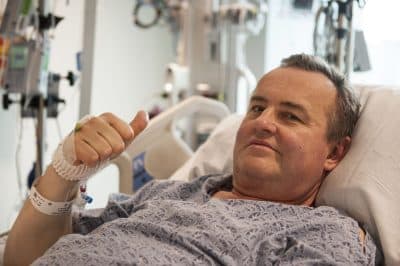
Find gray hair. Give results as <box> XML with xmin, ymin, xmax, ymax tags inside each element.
<box><xmin>280</xmin><ymin>53</ymin><xmax>360</xmax><ymax>142</ymax></box>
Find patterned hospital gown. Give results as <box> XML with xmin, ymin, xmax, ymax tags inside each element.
<box><xmin>33</xmin><ymin>175</ymin><xmax>380</xmax><ymax>265</ymax></box>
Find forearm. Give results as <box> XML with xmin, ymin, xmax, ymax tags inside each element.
<box><xmin>4</xmin><ymin>166</ymin><xmax>79</xmax><ymax>266</ymax></box>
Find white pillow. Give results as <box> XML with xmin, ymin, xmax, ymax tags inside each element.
<box><xmin>316</xmin><ymin>86</ymin><xmax>400</xmax><ymax>266</ymax></box>
<box><xmin>170</xmin><ymin>85</ymin><xmax>400</xmax><ymax>265</ymax></box>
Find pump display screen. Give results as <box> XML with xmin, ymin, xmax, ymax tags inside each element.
<box><xmin>9</xmin><ymin>44</ymin><xmax>28</xmax><ymax>69</ymax></box>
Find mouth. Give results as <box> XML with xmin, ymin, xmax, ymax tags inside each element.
<box><xmin>248</xmin><ymin>140</ymin><xmax>278</xmax><ymax>153</ymax></box>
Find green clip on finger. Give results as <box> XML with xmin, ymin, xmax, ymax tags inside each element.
<box><xmin>74</xmin><ymin>122</ymin><xmax>83</xmax><ymax>133</ymax></box>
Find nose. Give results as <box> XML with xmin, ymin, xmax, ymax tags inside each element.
<box><xmin>254</xmin><ymin>109</ymin><xmax>277</xmax><ymax>136</ymax></box>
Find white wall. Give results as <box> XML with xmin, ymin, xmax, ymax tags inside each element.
<box><xmin>351</xmin><ymin>0</ymin><xmax>400</xmax><ymax>86</ymax></box>
<box><xmin>264</xmin><ymin>0</ymin><xmax>315</xmax><ymax>71</ymax></box>
<box><xmin>90</xmin><ymin>0</ymin><xmax>174</xmax><ymax>119</ymax></box>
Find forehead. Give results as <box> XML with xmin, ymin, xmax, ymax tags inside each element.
<box><xmin>253</xmin><ymin>67</ymin><xmax>337</xmax><ymax>118</ymax></box>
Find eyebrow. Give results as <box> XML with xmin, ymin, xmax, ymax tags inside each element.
<box><xmin>250</xmin><ymin>95</ymin><xmax>310</xmax><ymax>119</ymax></box>
<box><xmin>280</xmin><ymin>101</ymin><xmax>310</xmax><ymax>118</ymax></box>
<box><xmin>250</xmin><ymin>95</ymin><xmax>267</xmax><ymax>103</ymax></box>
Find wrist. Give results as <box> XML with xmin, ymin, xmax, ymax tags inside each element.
<box><xmin>34</xmin><ymin>165</ymin><xmax>79</xmax><ymax>202</ymax></box>
<box><xmin>51</xmin><ymin>136</ymin><xmax>108</xmax><ymax>181</ymax></box>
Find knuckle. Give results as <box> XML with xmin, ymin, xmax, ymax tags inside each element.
<box><xmin>90</xmin><ymin>116</ymin><xmax>101</xmax><ymax>124</ymax></box>
<box><xmin>100</xmin><ymin>112</ymin><xmax>114</xmax><ymax>120</ymax></box>
<box><xmin>100</xmin><ymin>148</ymin><xmax>112</xmax><ymax>160</ymax></box>
<box><xmin>82</xmin><ymin>118</ymin><xmax>96</xmax><ymax>129</ymax></box>
<box><xmin>105</xmin><ymin>147</ymin><xmax>113</xmax><ymax>157</ymax></box>
<box><xmin>123</xmin><ymin>129</ymin><xmax>134</xmax><ymax>141</ymax></box>
<box><xmin>113</xmin><ymin>143</ymin><xmax>125</xmax><ymax>154</ymax></box>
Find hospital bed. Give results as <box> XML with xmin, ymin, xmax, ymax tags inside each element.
<box><xmin>1</xmin><ymin>85</ymin><xmax>400</xmax><ymax>265</ymax></box>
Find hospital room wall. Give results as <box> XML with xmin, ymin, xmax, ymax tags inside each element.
<box><xmin>264</xmin><ymin>1</ymin><xmax>315</xmax><ymax>72</ymax></box>
<box><xmin>350</xmin><ymin>0</ymin><xmax>400</xmax><ymax>86</ymax></box>
<box><xmin>89</xmin><ymin>0</ymin><xmax>175</xmax><ymax>121</ymax></box>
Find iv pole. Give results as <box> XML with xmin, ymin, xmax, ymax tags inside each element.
<box><xmin>35</xmin><ymin>0</ymin><xmax>51</xmax><ymax>177</ymax></box>
<box><xmin>1</xmin><ymin>0</ymin><xmax>58</xmax><ymax>178</ymax></box>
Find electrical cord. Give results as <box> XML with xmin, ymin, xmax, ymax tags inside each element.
<box><xmin>15</xmin><ymin>102</ymin><xmax>25</xmax><ymax>201</ymax></box>
<box><xmin>7</xmin><ymin>103</ymin><xmax>27</xmax><ymax>229</ymax></box>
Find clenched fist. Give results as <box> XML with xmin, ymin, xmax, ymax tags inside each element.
<box><xmin>51</xmin><ymin>111</ymin><xmax>148</xmax><ymax>181</ymax></box>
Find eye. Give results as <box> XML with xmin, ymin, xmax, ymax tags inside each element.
<box><xmin>281</xmin><ymin>112</ymin><xmax>302</xmax><ymax>122</ymax></box>
<box><xmin>248</xmin><ymin>105</ymin><xmax>265</xmax><ymax>114</ymax></box>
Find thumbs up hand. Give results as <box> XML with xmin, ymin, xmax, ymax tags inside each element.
<box><xmin>51</xmin><ymin>111</ymin><xmax>149</xmax><ymax>181</ymax></box>
<box><xmin>74</xmin><ymin>112</ymin><xmax>148</xmax><ymax>167</ymax></box>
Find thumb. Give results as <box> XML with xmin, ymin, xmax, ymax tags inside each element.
<box><xmin>129</xmin><ymin>110</ymin><xmax>149</xmax><ymax>139</ymax></box>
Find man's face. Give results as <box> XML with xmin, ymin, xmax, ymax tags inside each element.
<box><xmin>233</xmin><ymin>67</ymin><xmax>339</xmax><ymax>204</ymax></box>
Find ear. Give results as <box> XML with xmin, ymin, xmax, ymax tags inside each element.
<box><xmin>323</xmin><ymin>136</ymin><xmax>352</xmax><ymax>171</ymax></box>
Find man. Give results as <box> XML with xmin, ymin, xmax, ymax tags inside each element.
<box><xmin>4</xmin><ymin>54</ymin><xmax>380</xmax><ymax>265</ymax></box>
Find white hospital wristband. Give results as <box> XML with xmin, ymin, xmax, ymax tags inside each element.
<box><xmin>29</xmin><ymin>185</ymin><xmax>74</xmax><ymax>216</ymax></box>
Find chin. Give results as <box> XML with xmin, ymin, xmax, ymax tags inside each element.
<box><xmin>244</xmin><ymin>155</ymin><xmax>276</xmax><ymax>170</ymax></box>
<box><xmin>236</xmin><ymin>160</ymin><xmax>278</xmax><ymax>182</ymax></box>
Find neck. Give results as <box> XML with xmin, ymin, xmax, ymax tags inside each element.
<box><xmin>212</xmin><ymin>189</ymin><xmax>264</xmax><ymax>201</ymax></box>
<box><xmin>213</xmin><ymin>189</ymin><xmax>316</xmax><ymax>206</ymax></box>
<box><xmin>213</xmin><ymin>177</ymin><xmax>321</xmax><ymax>207</ymax></box>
